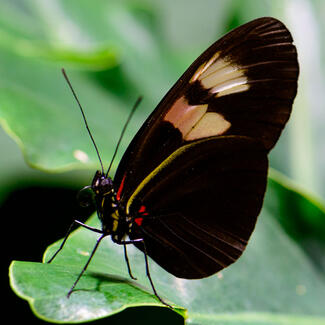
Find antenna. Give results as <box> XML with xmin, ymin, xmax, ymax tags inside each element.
<box><xmin>106</xmin><ymin>96</ymin><xmax>142</xmax><ymax>177</ymax></box>
<box><xmin>61</xmin><ymin>68</ymin><xmax>105</xmax><ymax>175</ymax></box>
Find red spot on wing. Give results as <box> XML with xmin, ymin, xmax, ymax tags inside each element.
<box><xmin>134</xmin><ymin>217</ymin><xmax>143</xmax><ymax>226</ymax></box>
<box><xmin>139</xmin><ymin>205</ymin><xmax>146</xmax><ymax>213</ymax></box>
<box><xmin>138</xmin><ymin>205</ymin><xmax>149</xmax><ymax>216</ymax></box>
<box><xmin>116</xmin><ymin>174</ymin><xmax>126</xmax><ymax>201</ymax></box>
<box><xmin>134</xmin><ymin>205</ymin><xmax>148</xmax><ymax>226</ymax></box>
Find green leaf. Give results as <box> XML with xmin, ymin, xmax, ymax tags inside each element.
<box><xmin>0</xmin><ymin>0</ymin><xmax>121</xmax><ymax>69</ymax></box>
<box><xmin>9</xmin><ymin>175</ymin><xmax>325</xmax><ymax>324</ymax></box>
<box><xmin>266</xmin><ymin>169</ymin><xmax>325</xmax><ymax>274</ymax></box>
<box><xmin>0</xmin><ymin>47</ymin><xmax>136</xmax><ymax>172</ymax></box>
<box><xmin>10</xmin><ymin>262</ymin><xmax>183</xmax><ymax>323</ymax></box>
<box><xmin>0</xmin><ymin>0</ymin><xmax>172</xmax><ymax>172</ymax></box>
<box><xmin>10</xmin><ymin>215</ymin><xmax>186</xmax><ymax>323</ymax></box>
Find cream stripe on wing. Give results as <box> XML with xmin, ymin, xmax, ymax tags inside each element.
<box><xmin>185</xmin><ymin>112</ymin><xmax>231</xmax><ymax>141</ymax></box>
<box><xmin>190</xmin><ymin>52</ymin><xmax>221</xmax><ymax>82</ymax></box>
<box><xmin>216</xmin><ymin>83</ymin><xmax>250</xmax><ymax>97</ymax></box>
<box><xmin>191</xmin><ymin>53</ymin><xmax>250</xmax><ymax>98</ymax></box>
<box><xmin>164</xmin><ymin>97</ymin><xmax>208</xmax><ymax>136</ymax></box>
<box><xmin>164</xmin><ymin>96</ymin><xmax>231</xmax><ymax>141</ymax></box>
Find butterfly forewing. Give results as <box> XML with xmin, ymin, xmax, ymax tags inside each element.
<box><xmin>115</xmin><ymin>17</ymin><xmax>298</xmax><ymax>200</ymax></box>
<box><xmin>113</xmin><ymin>17</ymin><xmax>298</xmax><ymax>279</ymax></box>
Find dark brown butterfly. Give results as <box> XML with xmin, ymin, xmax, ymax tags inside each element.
<box><xmin>48</xmin><ymin>17</ymin><xmax>299</xmax><ymax>307</ymax></box>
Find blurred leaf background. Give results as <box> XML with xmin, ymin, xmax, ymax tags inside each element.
<box><xmin>2</xmin><ymin>0</ymin><xmax>325</xmax><ymax>324</ymax></box>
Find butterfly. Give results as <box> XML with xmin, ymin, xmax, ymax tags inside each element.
<box><xmin>48</xmin><ymin>17</ymin><xmax>299</xmax><ymax>307</ymax></box>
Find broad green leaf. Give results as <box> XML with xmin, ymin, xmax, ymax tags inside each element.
<box><xmin>0</xmin><ymin>1</ymin><xmax>178</xmax><ymax>173</ymax></box>
<box><xmin>9</xmin><ymin>174</ymin><xmax>325</xmax><ymax>324</ymax></box>
<box><xmin>0</xmin><ymin>0</ymin><xmax>122</xmax><ymax>68</ymax></box>
<box><xmin>0</xmin><ymin>47</ymin><xmax>136</xmax><ymax>171</ymax></box>
<box><xmin>10</xmin><ymin>262</ymin><xmax>184</xmax><ymax>323</ymax></box>
<box><xmin>266</xmin><ymin>169</ymin><xmax>325</xmax><ymax>274</ymax></box>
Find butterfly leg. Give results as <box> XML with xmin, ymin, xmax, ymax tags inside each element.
<box><xmin>47</xmin><ymin>220</ymin><xmax>103</xmax><ymax>263</ymax></box>
<box><xmin>118</xmin><ymin>238</ymin><xmax>172</xmax><ymax>308</ymax></box>
<box><xmin>67</xmin><ymin>233</ymin><xmax>107</xmax><ymax>297</ymax></box>
<box><xmin>140</xmin><ymin>240</ymin><xmax>173</xmax><ymax>308</ymax></box>
<box><xmin>123</xmin><ymin>243</ymin><xmax>137</xmax><ymax>280</ymax></box>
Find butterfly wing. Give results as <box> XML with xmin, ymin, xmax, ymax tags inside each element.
<box><xmin>113</xmin><ymin>17</ymin><xmax>298</xmax><ymax>278</ymax></box>
<box><xmin>114</xmin><ymin>17</ymin><xmax>298</xmax><ymax>202</ymax></box>
<box><xmin>127</xmin><ymin>136</ymin><xmax>268</xmax><ymax>278</ymax></box>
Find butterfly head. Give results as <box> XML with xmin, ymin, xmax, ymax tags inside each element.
<box><xmin>91</xmin><ymin>170</ymin><xmax>114</xmax><ymax>196</ymax></box>
<box><xmin>77</xmin><ymin>170</ymin><xmax>116</xmax><ymax>229</ymax></box>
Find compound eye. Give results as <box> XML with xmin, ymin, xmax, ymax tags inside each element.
<box><xmin>77</xmin><ymin>186</ymin><xmax>95</xmax><ymax>208</ymax></box>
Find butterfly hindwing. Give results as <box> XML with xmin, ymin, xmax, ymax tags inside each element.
<box><xmin>127</xmin><ymin>136</ymin><xmax>268</xmax><ymax>278</ymax></box>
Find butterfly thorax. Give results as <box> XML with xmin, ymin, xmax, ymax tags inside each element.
<box><xmin>91</xmin><ymin>170</ymin><xmax>130</xmax><ymax>242</ymax></box>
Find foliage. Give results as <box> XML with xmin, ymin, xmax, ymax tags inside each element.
<box><xmin>2</xmin><ymin>0</ymin><xmax>325</xmax><ymax>324</ymax></box>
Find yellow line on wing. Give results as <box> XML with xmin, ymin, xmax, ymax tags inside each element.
<box><xmin>126</xmin><ymin>138</ymin><xmax>209</xmax><ymax>214</ymax></box>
